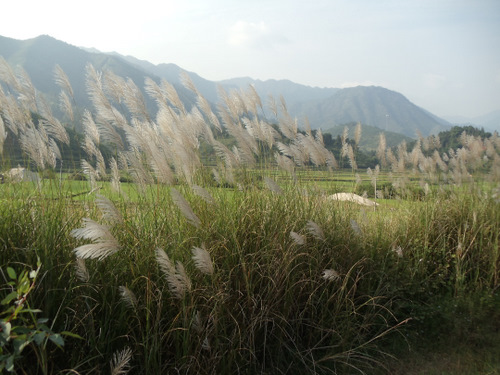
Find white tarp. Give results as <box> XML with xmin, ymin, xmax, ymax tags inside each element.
<box><xmin>328</xmin><ymin>192</ymin><xmax>378</xmax><ymax>207</ymax></box>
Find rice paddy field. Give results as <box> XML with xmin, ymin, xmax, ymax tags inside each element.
<box><xmin>0</xmin><ymin>62</ymin><xmax>499</xmax><ymax>374</ymax></box>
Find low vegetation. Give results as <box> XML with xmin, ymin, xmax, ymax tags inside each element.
<box><xmin>0</xmin><ymin>59</ymin><xmax>499</xmax><ymax>374</ymax></box>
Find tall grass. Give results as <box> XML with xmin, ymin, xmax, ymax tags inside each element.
<box><xmin>0</xmin><ymin>60</ymin><xmax>499</xmax><ymax>373</ymax></box>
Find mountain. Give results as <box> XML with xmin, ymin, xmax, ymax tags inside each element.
<box><xmin>108</xmin><ymin>51</ymin><xmax>447</xmax><ymax>138</ymax></box>
<box><xmin>0</xmin><ymin>34</ymin><xmax>452</xmax><ymax>138</ymax></box>
<box><xmin>109</xmin><ymin>52</ymin><xmax>222</xmax><ymax>103</ymax></box>
<box><xmin>112</xmin><ymin>53</ymin><xmax>339</xmax><ymax>109</ymax></box>
<box><xmin>295</xmin><ymin>86</ymin><xmax>451</xmax><ymax>138</ymax></box>
<box><xmin>443</xmin><ymin>110</ymin><xmax>500</xmax><ymax>133</ymax></box>
<box><xmin>219</xmin><ymin>77</ymin><xmax>339</xmax><ymax>107</ymax></box>
<box><xmin>0</xmin><ymin>35</ymin><xmax>197</xmax><ymax>118</ymax></box>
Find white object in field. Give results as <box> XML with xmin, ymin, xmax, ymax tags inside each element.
<box><xmin>328</xmin><ymin>192</ymin><xmax>378</xmax><ymax>207</ymax></box>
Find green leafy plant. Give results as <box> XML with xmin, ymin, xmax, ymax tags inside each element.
<box><xmin>0</xmin><ymin>259</ymin><xmax>79</xmax><ymax>373</ymax></box>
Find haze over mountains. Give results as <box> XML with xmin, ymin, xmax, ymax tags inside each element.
<box><xmin>0</xmin><ymin>34</ymin><xmax>479</xmax><ymax>139</ymax></box>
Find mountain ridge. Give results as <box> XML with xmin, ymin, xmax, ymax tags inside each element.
<box><xmin>0</xmin><ymin>34</ymin><xmax>453</xmax><ymax>137</ymax></box>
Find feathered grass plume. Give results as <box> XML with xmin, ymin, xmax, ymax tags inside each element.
<box><xmin>110</xmin><ymin>157</ymin><xmax>121</xmax><ymax>193</ymax></box>
<box><xmin>392</xmin><ymin>246</ymin><xmax>403</xmax><ymax>258</ymax></box>
<box><xmin>192</xmin><ymin>185</ymin><xmax>216</xmax><ymax>204</ymax></box>
<box><xmin>71</xmin><ymin>218</ymin><xmax>120</xmax><ymax>260</ymax></box>
<box><xmin>74</xmin><ymin>257</ymin><xmax>90</xmax><ymax>283</ymax></box>
<box><xmin>155</xmin><ymin>248</ymin><xmax>191</xmax><ymax>298</ymax></box>
<box><xmin>322</xmin><ymin>269</ymin><xmax>340</xmax><ymax>282</ymax></box>
<box><xmin>354</xmin><ymin>122</ymin><xmax>362</xmax><ymax>146</ymax></box>
<box><xmin>96</xmin><ymin>194</ymin><xmax>123</xmax><ymax>224</ymax></box>
<box><xmin>110</xmin><ymin>347</ymin><xmax>133</xmax><ymax>375</ymax></box>
<box><xmin>264</xmin><ymin>177</ymin><xmax>283</xmax><ymax>195</ymax></box>
<box><xmin>0</xmin><ymin>115</ymin><xmax>6</xmax><ymax>154</ymax></box>
<box><xmin>192</xmin><ymin>245</ymin><xmax>214</xmax><ymax>275</ymax></box>
<box><xmin>53</xmin><ymin>64</ymin><xmax>74</xmax><ymax>99</ymax></box>
<box><xmin>119</xmin><ymin>286</ymin><xmax>138</xmax><ymax>310</ymax></box>
<box><xmin>306</xmin><ymin>220</ymin><xmax>325</xmax><ymax>241</ymax></box>
<box><xmin>59</xmin><ymin>90</ymin><xmax>74</xmax><ymax>121</ymax></box>
<box><xmin>290</xmin><ymin>231</ymin><xmax>306</xmax><ymax>245</ymax></box>
<box><xmin>377</xmin><ymin>133</ymin><xmax>387</xmax><ymax>167</ymax></box>
<box><xmin>170</xmin><ymin>188</ymin><xmax>201</xmax><ymax>228</ymax></box>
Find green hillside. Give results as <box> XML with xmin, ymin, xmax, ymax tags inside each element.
<box><xmin>323</xmin><ymin>122</ymin><xmax>414</xmax><ymax>151</ymax></box>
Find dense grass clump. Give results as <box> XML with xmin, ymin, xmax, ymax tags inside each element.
<box><xmin>1</xmin><ymin>181</ymin><xmax>499</xmax><ymax>374</ymax></box>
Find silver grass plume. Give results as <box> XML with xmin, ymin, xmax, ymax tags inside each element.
<box><xmin>0</xmin><ymin>56</ymin><xmax>21</xmax><ymax>90</ymax></box>
<box><xmin>247</xmin><ymin>84</ymin><xmax>263</xmax><ymax>112</ymax></box>
<box><xmin>85</xmin><ymin>64</ymin><xmax>125</xmax><ymax>149</ymax></box>
<box><xmin>175</xmin><ymin>261</ymin><xmax>192</xmax><ymax>294</ymax></box>
<box><xmin>306</xmin><ymin>220</ymin><xmax>325</xmax><ymax>241</ymax></box>
<box><xmin>377</xmin><ymin>133</ymin><xmax>387</xmax><ymax>167</ymax></box>
<box><xmin>71</xmin><ymin>218</ymin><xmax>120</xmax><ymax>260</ymax></box>
<box><xmin>290</xmin><ymin>231</ymin><xmax>306</xmax><ymax>245</ymax></box>
<box><xmin>170</xmin><ymin>188</ymin><xmax>201</xmax><ymax>228</ymax></box>
<box><xmin>347</xmin><ymin>144</ymin><xmax>357</xmax><ymax>170</ymax></box>
<box><xmin>110</xmin><ymin>347</ymin><xmax>133</xmax><ymax>375</ymax></box>
<box><xmin>355</xmin><ymin>173</ymin><xmax>362</xmax><ymax>190</ymax></box>
<box><xmin>180</xmin><ymin>71</ymin><xmax>199</xmax><ymax>94</ymax></box>
<box><xmin>110</xmin><ymin>157</ymin><xmax>121</xmax><ymax>193</ymax></box>
<box><xmin>53</xmin><ymin>64</ymin><xmax>74</xmax><ymax>99</ymax></box>
<box><xmin>81</xmin><ymin>159</ymin><xmax>98</xmax><ymax>189</ymax></box>
<box><xmin>96</xmin><ymin>194</ymin><xmax>123</xmax><ymax>224</ymax></box>
<box><xmin>103</xmin><ymin>70</ymin><xmax>126</xmax><ymax>103</ymax></box>
<box><xmin>155</xmin><ymin>248</ymin><xmax>191</xmax><ymax>299</ymax></box>
<box><xmin>191</xmin><ymin>244</ymin><xmax>214</xmax><ymax>275</ymax></box>
<box><xmin>123</xmin><ymin>78</ymin><xmax>149</xmax><ymax>120</ymax></box>
<box><xmin>118</xmin><ymin>286</ymin><xmax>138</xmax><ymax>310</ymax></box>
<box><xmin>278</xmin><ymin>110</ymin><xmax>298</xmax><ymax>140</ymax></box>
<box><xmin>264</xmin><ymin>177</ymin><xmax>283</xmax><ymax>194</ymax></box>
<box><xmin>315</xmin><ymin>128</ymin><xmax>324</xmax><ymax>146</ymax></box>
<box><xmin>197</xmin><ymin>94</ymin><xmax>221</xmax><ymax>132</ymax></box>
<box><xmin>341</xmin><ymin>126</ymin><xmax>349</xmax><ymax>146</ymax></box>
<box><xmin>275</xmin><ymin>152</ymin><xmax>296</xmax><ymax>179</ymax></box>
<box><xmin>212</xmin><ymin>168</ymin><xmax>222</xmax><ymax>185</ymax></box>
<box><xmin>82</xmin><ymin>109</ymin><xmax>100</xmax><ymax>145</ymax></box>
<box><xmin>162</xmin><ymin>79</ymin><xmax>187</xmax><ymax>114</ymax></box>
<box><xmin>0</xmin><ymin>116</ymin><xmax>5</xmax><ymax>153</ymax></box>
<box><xmin>41</xmin><ymin>115</ymin><xmax>70</xmax><ymax>145</ymax></box>
<box><xmin>192</xmin><ymin>310</ymin><xmax>203</xmax><ymax>334</ymax></box>
<box><xmin>322</xmin><ymin>269</ymin><xmax>340</xmax><ymax>281</ymax></box>
<box><xmin>192</xmin><ymin>185</ymin><xmax>216</xmax><ymax>204</ymax></box>
<box><xmin>268</xmin><ymin>94</ymin><xmax>278</xmax><ymax>118</ymax></box>
<box><xmin>49</xmin><ymin>138</ymin><xmax>62</xmax><ymax>166</ymax></box>
<box><xmin>74</xmin><ymin>257</ymin><xmax>90</xmax><ymax>283</ymax></box>
<box><xmin>58</xmin><ymin>90</ymin><xmax>74</xmax><ymax>121</ymax></box>
<box><xmin>392</xmin><ymin>246</ymin><xmax>403</xmax><ymax>258</ymax></box>
<box><xmin>144</xmin><ymin>77</ymin><xmax>166</xmax><ymax>107</ymax></box>
<box><xmin>19</xmin><ymin>126</ymin><xmax>48</xmax><ymax>170</ymax></box>
<box><xmin>16</xmin><ymin>67</ymin><xmax>37</xmax><ymax>111</ymax></box>
<box><xmin>304</xmin><ymin>117</ymin><xmax>312</xmax><ymax>137</ymax></box>
<box><xmin>354</xmin><ymin>122</ymin><xmax>362</xmax><ymax>146</ymax></box>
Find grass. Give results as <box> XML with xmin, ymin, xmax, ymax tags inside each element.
<box><xmin>0</xmin><ymin>174</ymin><xmax>499</xmax><ymax>374</ymax></box>
<box><xmin>0</xmin><ymin>61</ymin><xmax>499</xmax><ymax>373</ymax></box>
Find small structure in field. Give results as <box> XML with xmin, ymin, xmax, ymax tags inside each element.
<box><xmin>328</xmin><ymin>192</ymin><xmax>378</xmax><ymax>207</ymax></box>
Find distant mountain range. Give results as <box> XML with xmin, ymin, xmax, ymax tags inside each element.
<box><xmin>0</xmin><ymin>34</ymin><xmax>459</xmax><ymax>138</ymax></box>
<box><xmin>443</xmin><ymin>110</ymin><xmax>500</xmax><ymax>133</ymax></box>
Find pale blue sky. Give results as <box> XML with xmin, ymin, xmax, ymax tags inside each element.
<box><xmin>1</xmin><ymin>0</ymin><xmax>499</xmax><ymax>118</ymax></box>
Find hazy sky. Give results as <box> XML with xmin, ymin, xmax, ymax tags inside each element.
<box><xmin>1</xmin><ymin>0</ymin><xmax>499</xmax><ymax>118</ymax></box>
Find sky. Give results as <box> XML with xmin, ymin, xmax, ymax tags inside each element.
<box><xmin>1</xmin><ymin>0</ymin><xmax>499</xmax><ymax>118</ymax></box>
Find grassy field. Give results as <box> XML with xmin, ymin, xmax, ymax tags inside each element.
<box><xmin>0</xmin><ymin>62</ymin><xmax>499</xmax><ymax>374</ymax></box>
<box><xmin>1</xmin><ymin>172</ymin><xmax>499</xmax><ymax>374</ymax></box>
